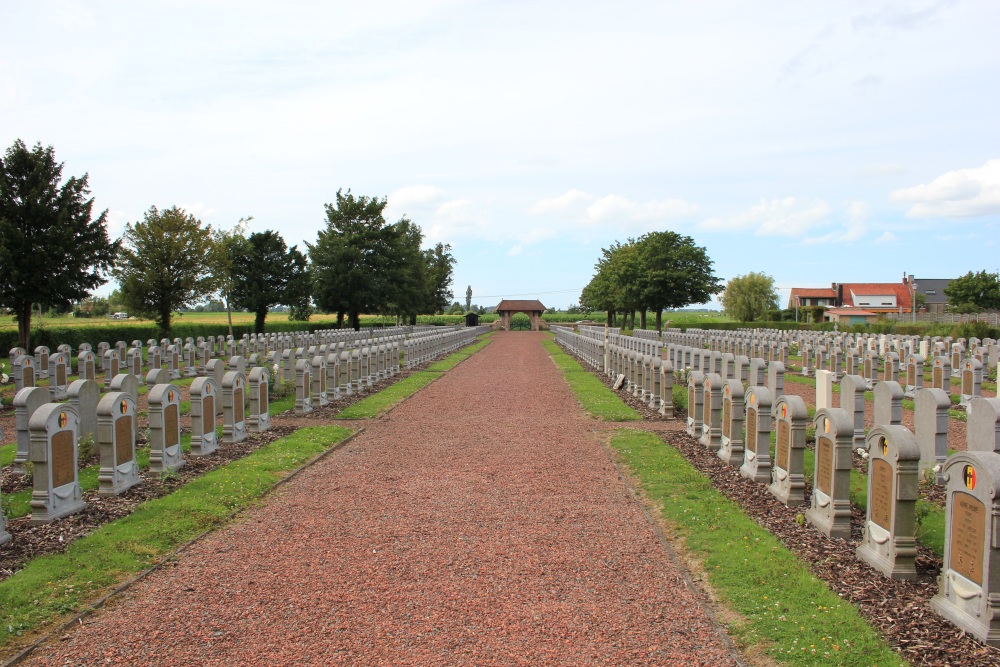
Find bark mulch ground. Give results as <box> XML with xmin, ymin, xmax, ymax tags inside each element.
<box><xmin>587</xmin><ymin>360</ymin><xmax>999</xmax><ymax>667</ymax></box>
<box><xmin>19</xmin><ymin>332</ymin><xmax>742</xmax><ymax>667</ymax></box>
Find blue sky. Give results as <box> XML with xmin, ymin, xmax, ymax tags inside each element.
<box><xmin>2</xmin><ymin>1</ymin><xmax>998</xmax><ymax>310</ymax></box>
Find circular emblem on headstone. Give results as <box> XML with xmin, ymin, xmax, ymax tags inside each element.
<box><xmin>781</xmin><ymin>404</ymin><xmax>787</xmax><ymax>419</ymax></box>
<box><xmin>120</xmin><ymin>399</ymin><xmax>128</xmax><ymax>414</ymax></box>
<box><xmin>964</xmin><ymin>464</ymin><xmax>977</xmax><ymax>490</ymax></box>
<box><xmin>880</xmin><ymin>437</ymin><xmax>888</xmax><ymax>457</ymax></box>
<box><xmin>724</xmin><ymin>384</ymin><xmax>729</xmax><ymax>397</ymax></box>
<box><xmin>58</xmin><ymin>412</ymin><xmax>67</xmax><ymax>428</ymax></box>
<box><xmin>25</xmin><ymin>358</ymin><xmax>31</xmax><ymax>366</ymax></box>
<box><xmin>750</xmin><ymin>394</ymin><xmax>756</xmax><ymax>407</ymax></box>
<box><xmin>168</xmin><ymin>390</ymin><xmax>175</xmax><ymax>402</ymax></box>
<box><xmin>824</xmin><ymin>417</ymin><xmax>830</xmax><ymax>434</ymax></box>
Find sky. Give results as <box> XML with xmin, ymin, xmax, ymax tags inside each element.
<box><xmin>2</xmin><ymin>0</ymin><xmax>998</xmax><ymax>310</ymax></box>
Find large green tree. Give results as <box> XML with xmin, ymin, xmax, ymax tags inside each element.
<box><xmin>114</xmin><ymin>206</ymin><xmax>216</xmax><ymax>336</ymax></box>
<box><xmin>0</xmin><ymin>140</ymin><xmax>118</xmax><ymax>348</ymax></box>
<box><xmin>208</xmin><ymin>217</ymin><xmax>251</xmax><ymax>336</ymax></box>
<box><xmin>944</xmin><ymin>270</ymin><xmax>1000</xmax><ymax>313</ymax></box>
<box><xmin>423</xmin><ymin>242</ymin><xmax>455</xmax><ymax>315</ymax></box>
<box><xmin>309</xmin><ymin>189</ymin><xmax>398</xmax><ymax>330</ymax></box>
<box><xmin>230</xmin><ymin>230</ymin><xmax>310</xmax><ymax>333</ymax></box>
<box><xmin>636</xmin><ymin>231</ymin><xmax>720</xmax><ymax>332</ymax></box>
<box><xmin>720</xmin><ymin>271</ymin><xmax>779</xmax><ymax>322</ymax></box>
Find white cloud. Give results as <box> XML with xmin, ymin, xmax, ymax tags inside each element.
<box><xmin>507</xmin><ymin>244</ymin><xmax>523</xmax><ymax>256</ymax></box>
<box><xmin>803</xmin><ymin>201</ymin><xmax>868</xmax><ymax>245</ymax></box>
<box><xmin>874</xmin><ymin>231</ymin><xmax>897</xmax><ymax>243</ymax></box>
<box><xmin>700</xmin><ymin>197</ymin><xmax>832</xmax><ymax>237</ymax></box>
<box><xmin>585</xmin><ymin>195</ymin><xmax>698</xmax><ymax>226</ymax></box>
<box><xmin>181</xmin><ymin>202</ymin><xmax>217</xmax><ymax>220</ymax></box>
<box><xmin>890</xmin><ymin>159</ymin><xmax>1000</xmax><ymax>218</ymax></box>
<box><xmin>528</xmin><ymin>189</ymin><xmax>594</xmax><ymax>216</ymax></box>
<box><xmin>389</xmin><ymin>185</ymin><xmax>447</xmax><ymax>210</ymax></box>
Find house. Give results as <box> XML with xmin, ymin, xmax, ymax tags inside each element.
<box><xmin>910</xmin><ymin>278</ymin><xmax>953</xmax><ymax>315</ymax></box>
<box><xmin>787</xmin><ymin>279</ymin><xmax>914</xmax><ymax>321</ymax></box>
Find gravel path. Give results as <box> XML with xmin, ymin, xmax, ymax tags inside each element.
<box><xmin>21</xmin><ymin>332</ymin><xmax>740</xmax><ymax>667</ymax></box>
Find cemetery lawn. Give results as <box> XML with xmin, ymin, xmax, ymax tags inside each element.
<box><xmin>610</xmin><ymin>429</ymin><xmax>903</xmax><ymax>667</ymax></box>
<box><xmin>0</xmin><ymin>425</ymin><xmax>353</xmax><ymax>652</ymax></box>
<box><xmin>541</xmin><ymin>339</ymin><xmax>640</xmax><ymax>421</ymax></box>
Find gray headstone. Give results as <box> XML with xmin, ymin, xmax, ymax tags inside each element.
<box><xmin>67</xmin><ymin>379</ymin><xmax>101</xmax><ymax>445</ymax></box>
<box><xmin>873</xmin><ymin>381</ymin><xmax>904</xmax><ymax>427</ymax></box>
<box><xmin>914</xmin><ymin>388</ymin><xmax>950</xmax><ymax>483</ymax></box>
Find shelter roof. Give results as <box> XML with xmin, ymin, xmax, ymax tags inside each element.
<box><xmin>495</xmin><ymin>299</ymin><xmax>546</xmax><ymax>312</ymax></box>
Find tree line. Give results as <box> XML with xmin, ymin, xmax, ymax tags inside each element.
<box><xmin>0</xmin><ymin>140</ymin><xmax>455</xmax><ymax>347</ymax></box>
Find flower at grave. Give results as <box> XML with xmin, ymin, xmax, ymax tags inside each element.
<box><xmin>932</xmin><ymin>464</ymin><xmax>942</xmax><ymax>473</ymax></box>
<box><xmin>0</xmin><ymin>373</ymin><xmax>7</xmax><ymax>384</ymax></box>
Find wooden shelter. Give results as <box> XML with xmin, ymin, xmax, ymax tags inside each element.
<box><xmin>495</xmin><ymin>299</ymin><xmax>545</xmax><ymax>331</ymax></box>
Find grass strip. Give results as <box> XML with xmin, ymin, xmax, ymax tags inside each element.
<box><xmin>609</xmin><ymin>429</ymin><xmax>903</xmax><ymax>666</ymax></box>
<box><xmin>542</xmin><ymin>339</ymin><xmax>640</xmax><ymax>421</ymax></box>
<box><xmin>0</xmin><ymin>424</ymin><xmax>353</xmax><ymax>650</ymax></box>
<box><xmin>335</xmin><ymin>372</ymin><xmax>438</xmax><ymax>419</ymax></box>
<box><xmin>424</xmin><ymin>335</ymin><xmax>492</xmax><ymax>372</ymax></box>
<box><xmin>336</xmin><ymin>336</ymin><xmax>492</xmax><ymax>418</ymax></box>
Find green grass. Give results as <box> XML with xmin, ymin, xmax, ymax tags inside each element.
<box><xmin>0</xmin><ymin>424</ymin><xmax>353</xmax><ymax>649</ymax></box>
<box><xmin>335</xmin><ymin>372</ymin><xmax>439</xmax><ymax>419</ymax></box>
<box><xmin>542</xmin><ymin>340</ymin><xmax>639</xmax><ymax>421</ymax></box>
<box><xmin>610</xmin><ymin>429</ymin><xmax>903</xmax><ymax>666</ymax></box>
<box><xmin>424</xmin><ymin>335</ymin><xmax>492</xmax><ymax>371</ymax></box>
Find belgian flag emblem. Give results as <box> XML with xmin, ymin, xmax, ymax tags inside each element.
<box><xmin>964</xmin><ymin>465</ymin><xmax>977</xmax><ymax>491</ymax></box>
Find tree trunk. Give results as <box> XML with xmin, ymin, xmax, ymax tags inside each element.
<box><xmin>336</xmin><ymin>311</ymin><xmax>345</xmax><ymax>329</ymax></box>
<box><xmin>350</xmin><ymin>311</ymin><xmax>360</xmax><ymax>331</ymax></box>
<box><xmin>655</xmin><ymin>310</ymin><xmax>662</xmax><ymax>333</ymax></box>
<box><xmin>159</xmin><ymin>307</ymin><xmax>172</xmax><ymax>339</ymax></box>
<box><xmin>639</xmin><ymin>309</ymin><xmax>647</xmax><ymax>331</ymax></box>
<box><xmin>255</xmin><ymin>308</ymin><xmax>267</xmax><ymax>334</ymax></box>
<box><xmin>606</xmin><ymin>310</ymin><xmax>613</xmax><ymax>326</ymax></box>
<box><xmin>16</xmin><ymin>302</ymin><xmax>32</xmax><ymax>349</ymax></box>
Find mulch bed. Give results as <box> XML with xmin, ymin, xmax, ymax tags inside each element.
<box><xmin>582</xmin><ymin>355</ymin><xmax>1000</xmax><ymax>667</ymax></box>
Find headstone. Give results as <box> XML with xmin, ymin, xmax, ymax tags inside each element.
<box><xmin>884</xmin><ymin>352</ymin><xmax>899</xmax><ymax>383</ymax></box>
<box><xmin>48</xmin><ymin>352</ymin><xmax>69</xmax><ymax>400</ymax></box>
<box><xmin>221</xmin><ymin>371</ymin><xmax>248</xmax><ymax>444</ymax></box>
<box><xmin>864</xmin><ymin>350</ymin><xmax>879</xmax><ymax>390</ymax></box>
<box><xmin>857</xmin><ymin>425</ymin><xmax>920</xmax><ymax>580</ymax></box>
<box><xmin>13</xmin><ymin>386</ymin><xmax>49</xmax><ymax>472</ymax></box>
<box><xmin>768</xmin><ymin>395</ymin><xmax>808</xmax><ymax>507</ymax></box>
<box><xmin>767</xmin><ymin>361</ymin><xmax>784</xmax><ymax>406</ymax></box>
<box><xmin>841</xmin><ymin>375</ymin><xmax>867</xmax><ymax>451</ymax></box>
<box><xmin>748</xmin><ymin>358</ymin><xmax>766</xmax><ymax>387</ymax></box>
<box><xmin>145</xmin><ymin>367</ymin><xmax>171</xmax><ymax>388</ymax></box>
<box><xmin>874</xmin><ymin>381</ymin><xmax>904</xmax><ymax>427</ymax></box>
<box><xmin>96</xmin><ymin>392</ymin><xmax>140</xmax><ymax>497</ymax></box>
<box><xmin>739</xmin><ymin>386</ymin><xmax>773</xmax><ymax>484</ymax></box>
<box><xmin>967</xmin><ymin>397</ymin><xmax>1000</xmax><ymax>454</ymax></box>
<box><xmin>686</xmin><ymin>371</ymin><xmax>705</xmax><ymax>438</ymax></box>
<box><xmin>207</xmin><ymin>359</ymin><xmax>226</xmax><ymax>415</ymax></box>
<box><xmin>190</xmin><ymin>377</ymin><xmax>219</xmax><ymax>456</ymax></box>
<box><xmin>78</xmin><ymin>350</ymin><xmax>98</xmax><ymax>381</ymax></box>
<box><xmin>904</xmin><ymin>354</ymin><xmax>924</xmax><ymax>399</ymax></box>
<box><xmin>12</xmin><ymin>354</ymin><xmax>35</xmax><ymax>391</ymax></box>
<box><xmin>699</xmin><ymin>373</ymin><xmax>723</xmax><ymax>452</ymax></box>
<box><xmin>931</xmin><ymin>451</ymin><xmax>1000</xmax><ymax>646</ymax></box>
<box><xmin>311</xmin><ymin>356</ymin><xmax>329</xmax><ymax>407</ymax></box>
<box><xmin>127</xmin><ymin>347</ymin><xmax>143</xmax><ymax>381</ymax></box>
<box><xmin>148</xmin><ymin>384</ymin><xmax>184</xmax><ymax>472</ymax></box>
<box><xmin>66</xmin><ymin>379</ymin><xmax>100</xmax><ymax>445</ymax></box>
<box><xmin>247</xmin><ymin>367</ymin><xmax>270</xmax><ymax>433</ymax></box>
<box><xmin>167</xmin><ymin>344</ymin><xmax>181</xmax><ymax>380</ymax></box>
<box><xmin>959</xmin><ymin>358</ymin><xmax>983</xmax><ymax>407</ymax></box>
<box><xmin>807</xmin><ymin>408</ymin><xmax>854</xmax><ymax>539</ymax></box>
<box><xmin>931</xmin><ymin>356</ymin><xmax>951</xmax><ymax>393</ymax></box>
<box><xmin>718</xmin><ymin>379</ymin><xmax>745</xmax><ymax>467</ymax></box>
<box><xmin>33</xmin><ymin>345</ymin><xmax>50</xmax><ymax>379</ymax></box>
<box><xmin>295</xmin><ymin>358</ymin><xmax>313</xmax><ymax>415</ymax></box>
<box><xmin>915</xmin><ymin>388</ymin><xmax>951</xmax><ymax>484</ymax></box>
<box><xmin>28</xmin><ymin>404</ymin><xmax>86</xmax><ymax>524</ymax></box>
<box><xmin>104</xmin><ymin>349</ymin><xmax>120</xmax><ymax>387</ymax></box>
<box><xmin>815</xmin><ymin>369</ymin><xmax>834</xmax><ymax>411</ymax></box>
<box><xmin>659</xmin><ymin>360</ymin><xmax>674</xmax><ymax>417</ymax></box>
<box><xmin>109</xmin><ymin>373</ymin><xmax>140</xmax><ymax>407</ymax></box>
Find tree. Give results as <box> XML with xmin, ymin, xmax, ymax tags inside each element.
<box><xmin>636</xmin><ymin>231</ymin><xmax>721</xmax><ymax>332</ymax></box>
<box><xmin>209</xmin><ymin>217</ymin><xmax>251</xmax><ymax>336</ymax></box>
<box><xmin>230</xmin><ymin>230</ymin><xmax>310</xmax><ymax>333</ymax></box>
<box><xmin>383</xmin><ymin>217</ymin><xmax>428</xmax><ymax>324</ymax></box>
<box><xmin>465</xmin><ymin>285</ymin><xmax>472</xmax><ymax>312</ymax></box>
<box><xmin>0</xmin><ymin>140</ymin><xmax>117</xmax><ymax>347</ymax></box>
<box><xmin>944</xmin><ymin>270</ymin><xmax>1000</xmax><ymax>313</ymax></box>
<box><xmin>720</xmin><ymin>272</ymin><xmax>779</xmax><ymax>322</ymax></box>
<box><xmin>309</xmin><ymin>189</ymin><xmax>399</xmax><ymax>330</ymax></box>
<box><xmin>114</xmin><ymin>206</ymin><xmax>216</xmax><ymax>336</ymax></box>
<box><xmin>423</xmin><ymin>242</ymin><xmax>455</xmax><ymax>315</ymax></box>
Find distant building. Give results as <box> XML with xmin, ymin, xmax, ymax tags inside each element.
<box><xmin>495</xmin><ymin>299</ymin><xmax>546</xmax><ymax>331</ymax></box>
<box><xmin>787</xmin><ymin>278</ymin><xmax>917</xmax><ymax>321</ymax></box>
<box><xmin>824</xmin><ymin>308</ymin><xmax>878</xmax><ymax>326</ymax></box>
<box><xmin>910</xmin><ymin>277</ymin><xmax>953</xmax><ymax>315</ymax></box>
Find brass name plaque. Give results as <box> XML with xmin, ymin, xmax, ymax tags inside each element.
<box><xmin>688</xmin><ymin>386</ymin><xmax>695</xmax><ymax>418</ymax></box>
<box><xmin>963</xmin><ymin>371</ymin><xmax>973</xmax><ymax>395</ymax></box>
<box><xmin>950</xmin><ymin>491</ymin><xmax>985</xmax><ymax>586</ymax></box>
<box><xmin>776</xmin><ymin>420</ymin><xmax>790</xmax><ymax>471</ymax></box>
<box><xmin>260</xmin><ymin>380</ymin><xmax>268</xmax><ymax>410</ymax></box>
<box><xmin>116</xmin><ymin>415</ymin><xmax>133</xmax><ymax>466</ymax></box>
<box><xmin>51</xmin><ymin>430</ymin><xmax>75</xmax><ymax>488</ymax></box>
<box><xmin>871</xmin><ymin>458</ymin><xmax>893</xmax><ymax>530</ymax></box>
<box><xmin>204</xmin><ymin>395</ymin><xmax>215</xmax><ymax>433</ymax></box>
<box><xmin>816</xmin><ymin>436</ymin><xmax>833</xmax><ymax>496</ymax></box>
<box><xmin>745</xmin><ymin>409</ymin><xmax>757</xmax><ymax>453</ymax></box>
<box><xmin>722</xmin><ymin>399</ymin><xmax>731</xmax><ymax>439</ymax></box>
<box><xmin>933</xmin><ymin>367</ymin><xmax>942</xmax><ymax>388</ymax></box>
<box><xmin>234</xmin><ymin>387</ymin><xmax>244</xmax><ymax>423</ymax></box>
<box><xmin>165</xmin><ymin>404</ymin><xmax>179</xmax><ymax>445</ymax></box>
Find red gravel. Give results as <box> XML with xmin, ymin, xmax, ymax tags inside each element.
<box><xmin>20</xmin><ymin>333</ymin><xmax>741</xmax><ymax>667</ymax></box>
